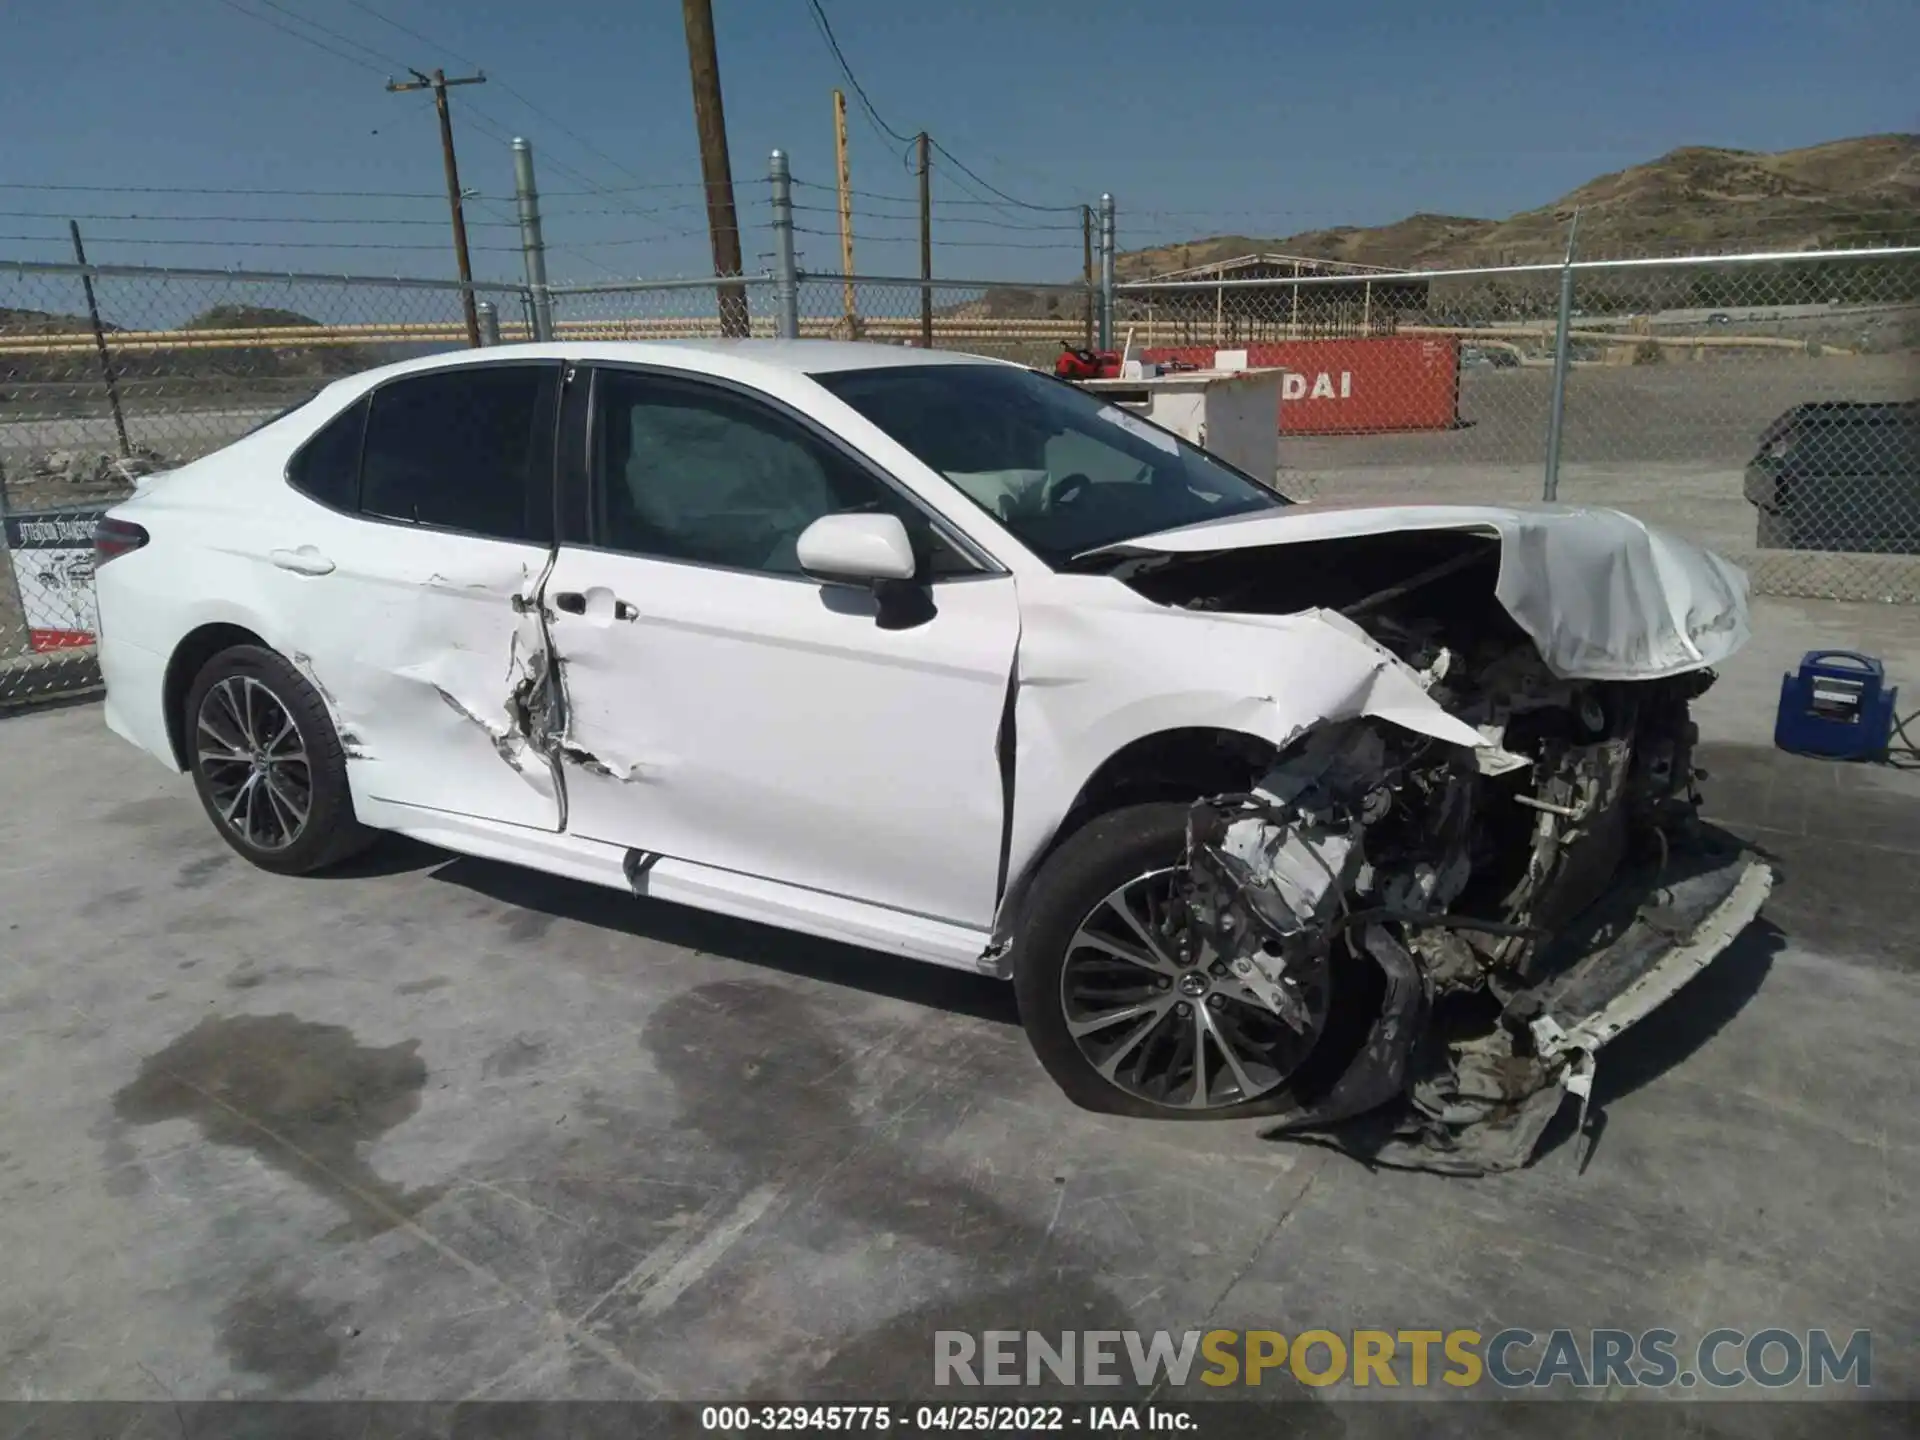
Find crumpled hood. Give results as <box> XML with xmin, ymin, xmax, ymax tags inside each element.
<box><xmin>1098</xmin><ymin>500</ymin><xmax>1752</xmax><ymax>681</ymax></box>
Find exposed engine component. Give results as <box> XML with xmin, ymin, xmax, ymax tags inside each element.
<box><xmin>1175</xmin><ymin>633</ymin><xmax>1763</xmax><ymax>1174</ymax></box>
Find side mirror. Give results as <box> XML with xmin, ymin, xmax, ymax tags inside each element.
<box><xmin>796</xmin><ymin>512</ymin><xmax>917</xmax><ymax>585</ymax></box>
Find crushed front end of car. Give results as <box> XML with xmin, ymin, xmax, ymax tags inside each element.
<box><xmin>1094</xmin><ymin>512</ymin><xmax>1772</xmax><ymax>1173</ymax></box>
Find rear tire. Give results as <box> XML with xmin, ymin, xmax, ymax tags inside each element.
<box><xmin>183</xmin><ymin>644</ymin><xmax>374</xmax><ymax>875</ymax></box>
<box><xmin>1010</xmin><ymin>803</ymin><xmax>1334</xmax><ymax>1119</ymax></box>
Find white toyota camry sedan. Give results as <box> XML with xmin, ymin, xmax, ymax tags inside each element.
<box><xmin>94</xmin><ymin>340</ymin><xmax>1771</xmax><ymax>1171</ymax></box>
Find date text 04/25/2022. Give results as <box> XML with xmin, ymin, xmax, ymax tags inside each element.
<box><xmin>699</xmin><ymin>1404</ymin><xmax>1193</xmax><ymax>1432</ymax></box>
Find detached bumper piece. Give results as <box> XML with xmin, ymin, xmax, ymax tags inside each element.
<box><xmin>1264</xmin><ymin>846</ymin><xmax>1773</xmax><ymax>1175</ymax></box>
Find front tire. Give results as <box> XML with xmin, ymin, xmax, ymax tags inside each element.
<box><xmin>183</xmin><ymin>644</ymin><xmax>373</xmax><ymax>875</ymax></box>
<box><xmin>1010</xmin><ymin>803</ymin><xmax>1333</xmax><ymax>1118</ymax></box>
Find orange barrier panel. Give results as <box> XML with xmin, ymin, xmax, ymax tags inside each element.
<box><xmin>1140</xmin><ymin>336</ymin><xmax>1461</xmax><ymax>435</ymax></box>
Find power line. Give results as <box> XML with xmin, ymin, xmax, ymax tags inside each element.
<box><xmin>467</xmin><ymin>194</ymin><xmax>619</xmax><ymax>281</ymax></box>
<box><xmin>342</xmin><ymin>0</ymin><xmax>695</xmax><ymax>211</ymax></box>
<box><xmin>539</xmin><ymin>228</ymin><xmax>717</xmax><ymax>248</ymax></box>
<box><xmin>791</xmin><ymin>223</ymin><xmax>1069</xmax><ymax>251</ymax></box>
<box><xmin>204</xmin><ymin>0</ymin><xmax>389</xmax><ymax>77</ymax></box>
<box><xmin>545</xmin><ymin>180</ymin><xmax>771</xmax><ymax>196</ymax></box>
<box><xmin>0</xmin><ymin>233</ymin><xmax>524</xmax><ymax>252</ymax></box>
<box><xmin>803</xmin><ymin>0</ymin><xmax>913</xmax><ymax>147</ymax></box>
<box><xmin>1</xmin><ymin>209</ymin><xmax>517</xmax><ymax>228</ymax></box>
<box><xmin>340</xmin><ymin>0</ymin><xmax>487</xmax><ymax>67</ymax></box>
<box><xmin>928</xmin><ymin>139</ymin><xmax>1081</xmax><ymax>214</ymax></box>
<box><xmin>801</xmin><ymin>0</ymin><xmax>1077</xmax><ymax>214</ymax></box>
<box><xmin>539</xmin><ymin>201</ymin><xmax>710</xmax><ymax>220</ymax></box>
<box><xmin>793</xmin><ymin>177</ymin><xmax>1082</xmax><ymax>213</ymax></box>
<box><xmin>221</xmin><ymin>0</ymin><xmax>704</xmax><ymax>243</ymax></box>
<box><xmin>790</xmin><ymin>201</ymin><xmax>1079</xmax><ymax>232</ymax></box>
<box><xmin>452</xmin><ymin>101</ymin><xmax>694</xmax><ymax>242</ymax></box>
<box><xmin>243</xmin><ymin>0</ymin><xmax>410</xmax><ymax>71</ymax></box>
<box><xmin>0</xmin><ymin>182</ymin><xmax>449</xmax><ymax>199</ymax></box>
<box><xmin>225</xmin><ymin>0</ymin><xmax>691</xmax><ymax>229</ymax></box>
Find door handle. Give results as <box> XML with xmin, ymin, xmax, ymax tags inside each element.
<box><xmin>552</xmin><ymin>590</ymin><xmax>637</xmax><ymax>621</ymax></box>
<box><xmin>270</xmin><ymin>546</ymin><xmax>335</xmax><ymax>576</ymax></box>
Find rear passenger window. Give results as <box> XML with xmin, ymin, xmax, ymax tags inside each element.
<box><xmin>359</xmin><ymin>366</ymin><xmax>557</xmax><ymax>542</ymax></box>
<box><xmin>287</xmin><ymin>395</ymin><xmax>367</xmax><ymax>511</ymax></box>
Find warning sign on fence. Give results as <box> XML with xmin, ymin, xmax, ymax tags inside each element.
<box><xmin>4</xmin><ymin>507</ymin><xmax>106</xmax><ymax>651</ymax></box>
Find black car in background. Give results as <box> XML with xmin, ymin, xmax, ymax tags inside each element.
<box><xmin>1745</xmin><ymin>400</ymin><xmax>1920</xmax><ymax>552</ymax></box>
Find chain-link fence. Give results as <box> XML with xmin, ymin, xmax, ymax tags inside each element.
<box><xmin>1116</xmin><ymin>245</ymin><xmax>1920</xmax><ymax>602</ymax></box>
<box><xmin>1</xmin><ymin>259</ymin><xmax>526</xmax><ymax>707</ymax></box>
<box><xmin>541</xmin><ymin>272</ymin><xmax>1095</xmax><ymax>370</ymax></box>
<box><xmin>4</xmin><ymin>247</ymin><xmax>1915</xmax><ymax>711</ymax></box>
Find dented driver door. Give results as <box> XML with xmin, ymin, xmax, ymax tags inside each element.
<box><xmin>263</xmin><ymin>362</ymin><xmax>566</xmax><ymax>831</ymax></box>
<box><xmin>542</xmin><ymin>366</ymin><xmax>1020</xmax><ymax>928</ymax></box>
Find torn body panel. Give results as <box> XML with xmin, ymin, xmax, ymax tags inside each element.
<box><xmin>1017</xmin><ymin>514</ymin><xmax>1764</xmax><ymax>1170</ymax></box>
<box><xmin>255</xmin><ymin>517</ymin><xmax>564</xmax><ymax>832</ymax></box>
<box><xmin>996</xmin><ymin>576</ymin><xmax>1490</xmax><ymax>953</ymax></box>
<box><xmin>1088</xmin><ymin>500</ymin><xmax>1752</xmax><ymax>681</ymax></box>
<box><xmin>1168</xmin><ymin>690</ymin><xmax>1769</xmax><ymax>1172</ymax></box>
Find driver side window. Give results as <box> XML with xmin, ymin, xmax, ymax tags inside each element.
<box><xmin>593</xmin><ymin>371</ymin><xmax>973</xmax><ymax>577</ymax></box>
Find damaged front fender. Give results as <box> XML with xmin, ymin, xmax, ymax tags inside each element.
<box><xmin>1000</xmin><ymin>584</ymin><xmax>1489</xmax><ymax>946</ymax></box>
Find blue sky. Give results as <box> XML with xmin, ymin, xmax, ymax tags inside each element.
<box><xmin>1</xmin><ymin>0</ymin><xmax>1914</xmax><ymax>284</ymax></box>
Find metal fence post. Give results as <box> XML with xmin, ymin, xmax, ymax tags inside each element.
<box><xmin>512</xmin><ymin>138</ymin><xmax>554</xmax><ymax>343</ymax></box>
<box><xmin>68</xmin><ymin>224</ymin><xmax>131</xmax><ymax>459</ymax></box>
<box><xmin>1542</xmin><ymin>209</ymin><xmax>1580</xmax><ymax>502</ymax></box>
<box><xmin>770</xmin><ymin>149</ymin><xmax>800</xmax><ymax>341</ymax></box>
<box><xmin>475</xmin><ymin>299</ymin><xmax>500</xmax><ymax>346</ymax></box>
<box><xmin>1098</xmin><ymin>193</ymin><xmax>1115</xmax><ymax>350</ymax></box>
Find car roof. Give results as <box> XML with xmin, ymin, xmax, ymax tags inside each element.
<box><xmin>327</xmin><ymin>338</ymin><xmax>1013</xmax><ymax>395</ymax></box>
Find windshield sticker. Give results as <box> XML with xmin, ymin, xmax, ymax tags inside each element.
<box><xmin>1097</xmin><ymin>405</ymin><xmax>1180</xmax><ymax>455</ymax></box>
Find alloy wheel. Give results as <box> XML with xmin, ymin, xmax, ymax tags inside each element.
<box><xmin>1058</xmin><ymin>867</ymin><xmax>1330</xmax><ymax>1110</ymax></box>
<box><xmin>195</xmin><ymin>675</ymin><xmax>312</xmax><ymax>853</ymax></box>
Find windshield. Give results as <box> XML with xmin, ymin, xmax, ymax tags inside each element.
<box><xmin>814</xmin><ymin>364</ymin><xmax>1287</xmax><ymax>566</ymax></box>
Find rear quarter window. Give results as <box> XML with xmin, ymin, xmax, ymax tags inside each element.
<box><xmin>286</xmin><ymin>394</ymin><xmax>369</xmax><ymax>511</ymax></box>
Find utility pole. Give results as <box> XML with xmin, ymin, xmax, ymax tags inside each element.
<box><xmin>770</xmin><ymin>150</ymin><xmax>799</xmax><ymax>341</ymax></box>
<box><xmin>916</xmin><ymin>132</ymin><xmax>932</xmax><ymax>349</ymax></box>
<box><xmin>1097</xmin><ymin>192</ymin><xmax>1115</xmax><ymax>350</ymax></box>
<box><xmin>387</xmin><ymin>67</ymin><xmax>487</xmax><ymax>347</ymax></box>
<box><xmin>833</xmin><ymin>89</ymin><xmax>859</xmax><ymax>337</ymax></box>
<box><xmin>681</xmin><ymin>0</ymin><xmax>749</xmax><ymax>337</ymax></box>
<box><xmin>512</xmin><ymin>138</ymin><xmax>554</xmax><ymax>343</ymax></box>
<box><xmin>1081</xmin><ymin>204</ymin><xmax>1094</xmax><ymax>349</ymax></box>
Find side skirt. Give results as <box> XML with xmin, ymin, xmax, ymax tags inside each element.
<box><xmin>357</xmin><ymin>798</ymin><xmax>1003</xmax><ymax>975</ymax></box>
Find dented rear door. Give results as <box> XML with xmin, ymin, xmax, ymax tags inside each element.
<box><xmin>263</xmin><ymin>361</ymin><xmax>565</xmax><ymax>831</ymax></box>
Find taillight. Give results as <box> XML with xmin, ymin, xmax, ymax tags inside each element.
<box><xmin>93</xmin><ymin>517</ymin><xmax>149</xmax><ymax>564</ymax></box>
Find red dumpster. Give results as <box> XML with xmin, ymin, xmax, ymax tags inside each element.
<box><xmin>1139</xmin><ymin>336</ymin><xmax>1460</xmax><ymax>436</ymax></box>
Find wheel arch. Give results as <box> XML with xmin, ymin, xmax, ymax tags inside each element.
<box><xmin>991</xmin><ymin>724</ymin><xmax>1281</xmax><ymax>961</ymax></box>
<box><xmin>162</xmin><ymin>622</ymin><xmax>270</xmax><ymax>770</ymax></box>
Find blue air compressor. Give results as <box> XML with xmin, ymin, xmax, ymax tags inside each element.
<box><xmin>1774</xmin><ymin>651</ymin><xmax>1898</xmax><ymax>760</ymax></box>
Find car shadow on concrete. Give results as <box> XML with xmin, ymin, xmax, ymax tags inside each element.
<box><xmin>428</xmin><ymin>854</ymin><xmax>1021</xmax><ymax>1026</ymax></box>
<box><xmin>312</xmin><ymin>833</ymin><xmax>452</xmax><ymax>880</ymax></box>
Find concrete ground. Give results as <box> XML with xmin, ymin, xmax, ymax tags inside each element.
<box><xmin>0</xmin><ymin>595</ymin><xmax>1917</xmax><ymax>1414</ymax></box>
